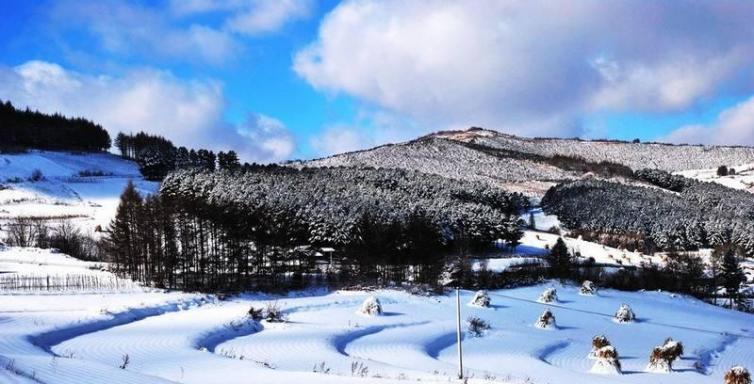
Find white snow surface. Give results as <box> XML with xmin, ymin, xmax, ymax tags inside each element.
<box><xmin>1</xmin><ymin>283</ymin><xmax>753</xmax><ymax>383</ymax></box>
<box><xmin>0</xmin><ymin>150</ymin><xmax>157</xmax><ymax>234</ymax></box>
<box><xmin>676</xmin><ymin>164</ymin><xmax>754</xmax><ymax>194</ymax></box>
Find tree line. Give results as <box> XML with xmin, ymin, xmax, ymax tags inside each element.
<box><xmin>105</xmin><ymin>165</ymin><xmax>529</xmax><ymax>291</ymax></box>
<box><xmin>114</xmin><ymin>132</ymin><xmax>240</xmax><ymax>180</ymax></box>
<box><xmin>542</xmin><ymin>171</ymin><xmax>754</xmax><ymax>257</ymax></box>
<box><xmin>0</xmin><ymin>100</ymin><xmax>110</xmax><ymax>152</ymax></box>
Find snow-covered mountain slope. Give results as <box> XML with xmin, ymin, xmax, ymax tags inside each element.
<box><xmin>676</xmin><ymin>163</ymin><xmax>754</xmax><ymax>194</ymax></box>
<box><xmin>297</xmin><ymin>137</ymin><xmax>581</xmax><ymax>196</ymax></box>
<box><xmin>0</xmin><ymin>150</ymin><xmax>157</xmax><ymax>234</ymax></box>
<box><xmin>440</xmin><ymin>128</ymin><xmax>754</xmax><ymax>172</ymax></box>
<box><xmin>1</xmin><ymin>284</ymin><xmax>752</xmax><ymax>383</ymax></box>
<box><xmin>296</xmin><ymin>128</ymin><xmax>754</xmax><ymax>197</ymax></box>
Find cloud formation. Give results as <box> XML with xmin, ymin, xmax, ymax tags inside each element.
<box><xmin>0</xmin><ymin>61</ymin><xmax>294</xmax><ymax>163</ymax></box>
<box><xmin>664</xmin><ymin>96</ymin><xmax>754</xmax><ymax>146</ymax></box>
<box><xmin>295</xmin><ymin>0</ymin><xmax>754</xmax><ymax>139</ymax></box>
<box><xmin>50</xmin><ymin>0</ymin><xmax>313</xmax><ymax>65</ymax></box>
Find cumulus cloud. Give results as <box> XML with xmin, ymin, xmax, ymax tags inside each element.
<box><xmin>664</xmin><ymin>96</ymin><xmax>754</xmax><ymax>146</ymax></box>
<box><xmin>295</xmin><ymin>0</ymin><xmax>754</xmax><ymax>138</ymax></box>
<box><xmin>50</xmin><ymin>0</ymin><xmax>313</xmax><ymax>65</ymax></box>
<box><xmin>310</xmin><ymin>126</ymin><xmax>371</xmax><ymax>156</ymax></box>
<box><xmin>0</xmin><ymin>60</ymin><xmax>294</xmax><ymax>162</ymax></box>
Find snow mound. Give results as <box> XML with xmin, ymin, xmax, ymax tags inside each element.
<box><xmin>590</xmin><ymin>345</ymin><xmax>622</xmax><ymax>375</ymax></box>
<box><xmin>469</xmin><ymin>290</ymin><xmax>491</xmax><ymax>307</ymax></box>
<box><xmin>538</xmin><ymin>287</ymin><xmax>558</xmax><ymax>303</ymax></box>
<box><xmin>614</xmin><ymin>303</ymin><xmax>636</xmax><ymax>323</ymax></box>
<box><xmin>358</xmin><ymin>296</ymin><xmax>383</xmax><ymax>316</ymax></box>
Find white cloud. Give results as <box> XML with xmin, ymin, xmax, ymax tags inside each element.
<box><xmin>0</xmin><ymin>61</ymin><xmax>294</xmax><ymax>163</ymax></box>
<box><xmin>295</xmin><ymin>0</ymin><xmax>754</xmax><ymax>138</ymax></box>
<box><xmin>664</xmin><ymin>96</ymin><xmax>754</xmax><ymax>146</ymax></box>
<box><xmin>310</xmin><ymin>126</ymin><xmax>373</xmax><ymax>156</ymax></box>
<box><xmin>225</xmin><ymin>0</ymin><xmax>313</xmax><ymax>36</ymax></box>
<box><xmin>237</xmin><ymin>113</ymin><xmax>295</xmax><ymax>162</ymax></box>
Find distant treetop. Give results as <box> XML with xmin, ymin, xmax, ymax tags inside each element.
<box><xmin>0</xmin><ymin>100</ymin><xmax>110</xmax><ymax>152</ymax></box>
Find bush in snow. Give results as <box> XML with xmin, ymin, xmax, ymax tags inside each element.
<box><xmin>580</xmin><ymin>280</ymin><xmax>597</xmax><ymax>296</ymax></box>
<box><xmin>359</xmin><ymin>296</ymin><xmax>383</xmax><ymax>316</ymax></box>
<box><xmin>535</xmin><ymin>309</ymin><xmax>556</xmax><ymax>329</ymax></box>
<box><xmin>725</xmin><ymin>366</ymin><xmax>751</xmax><ymax>384</ymax></box>
<box><xmin>614</xmin><ymin>303</ymin><xmax>635</xmax><ymax>323</ymax></box>
<box><xmin>589</xmin><ymin>335</ymin><xmax>611</xmax><ymax>359</ymax></box>
<box><xmin>538</xmin><ymin>288</ymin><xmax>558</xmax><ymax>303</ymax></box>
<box><xmin>247</xmin><ymin>306</ymin><xmax>264</xmax><ymax>321</ymax></box>
<box><xmin>469</xmin><ymin>290</ymin><xmax>491</xmax><ymax>307</ymax></box>
<box><xmin>646</xmin><ymin>338</ymin><xmax>684</xmax><ymax>373</ymax></box>
<box><xmin>467</xmin><ymin>316</ymin><xmax>491</xmax><ymax>337</ymax></box>
<box><xmin>264</xmin><ymin>301</ymin><xmax>287</xmax><ymax>323</ymax></box>
<box><xmin>590</xmin><ymin>345</ymin><xmax>622</xmax><ymax>375</ymax></box>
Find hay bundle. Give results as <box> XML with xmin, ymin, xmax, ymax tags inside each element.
<box><xmin>580</xmin><ymin>280</ymin><xmax>597</xmax><ymax>295</ymax></box>
<box><xmin>590</xmin><ymin>345</ymin><xmax>622</xmax><ymax>375</ymax></box>
<box><xmin>725</xmin><ymin>366</ymin><xmax>752</xmax><ymax>384</ymax></box>
<box><xmin>469</xmin><ymin>290</ymin><xmax>491</xmax><ymax>307</ymax></box>
<box><xmin>614</xmin><ymin>303</ymin><xmax>635</xmax><ymax>323</ymax></box>
<box><xmin>535</xmin><ymin>308</ymin><xmax>556</xmax><ymax>329</ymax></box>
<box><xmin>588</xmin><ymin>335</ymin><xmax>611</xmax><ymax>359</ymax></box>
<box><xmin>359</xmin><ymin>296</ymin><xmax>383</xmax><ymax>316</ymax></box>
<box><xmin>646</xmin><ymin>338</ymin><xmax>684</xmax><ymax>373</ymax></box>
<box><xmin>538</xmin><ymin>288</ymin><xmax>558</xmax><ymax>303</ymax></box>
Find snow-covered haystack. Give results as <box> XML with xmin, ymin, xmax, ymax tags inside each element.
<box><xmin>534</xmin><ymin>308</ymin><xmax>556</xmax><ymax>329</ymax></box>
<box><xmin>590</xmin><ymin>345</ymin><xmax>622</xmax><ymax>375</ymax></box>
<box><xmin>614</xmin><ymin>303</ymin><xmax>635</xmax><ymax>323</ymax></box>
<box><xmin>580</xmin><ymin>280</ymin><xmax>597</xmax><ymax>296</ymax></box>
<box><xmin>588</xmin><ymin>335</ymin><xmax>611</xmax><ymax>359</ymax></box>
<box><xmin>359</xmin><ymin>296</ymin><xmax>383</xmax><ymax>316</ymax></box>
<box><xmin>538</xmin><ymin>288</ymin><xmax>558</xmax><ymax>303</ymax></box>
<box><xmin>646</xmin><ymin>338</ymin><xmax>684</xmax><ymax>373</ymax></box>
<box><xmin>469</xmin><ymin>290</ymin><xmax>491</xmax><ymax>307</ymax></box>
<box><xmin>725</xmin><ymin>366</ymin><xmax>752</xmax><ymax>384</ymax></box>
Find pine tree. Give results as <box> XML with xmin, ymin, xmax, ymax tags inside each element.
<box><xmin>720</xmin><ymin>248</ymin><xmax>746</xmax><ymax>309</ymax></box>
<box><xmin>548</xmin><ymin>237</ymin><xmax>572</xmax><ymax>279</ymax></box>
<box><xmin>107</xmin><ymin>181</ymin><xmax>143</xmax><ymax>278</ymax></box>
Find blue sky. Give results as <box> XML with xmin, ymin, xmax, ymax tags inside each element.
<box><xmin>1</xmin><ymin>1</ymin><xmax>754</xmax><ymax>162</ymax></box>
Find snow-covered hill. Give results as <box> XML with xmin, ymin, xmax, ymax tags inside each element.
<box><xmin>297</xmin><ymin>128</ymin><xmax>754</xmax><ymax>196</ymax></box>
<box><xmin>440</xmin><ymin>128</ymin><xmax>754</xmax><ymax>172</ymax></box>
<box><xmin>0</xmin><ymin>150</ymin><xmax>157</xmax><ymax>234</ymax></box>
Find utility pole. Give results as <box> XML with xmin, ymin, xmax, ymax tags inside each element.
<box><xmin>456</xmin><ymin>287</ymin><xmax>463</xmax><ymax>379</ymax></box>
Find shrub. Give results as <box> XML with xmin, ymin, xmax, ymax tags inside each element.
<box><xmin>264</xmin><ymin>301</ymin><xmax>287</xmax><ymax>323</ymax></box>
<box><xmin>535</xmin><ymin>309</ymin><xmax>556</xmax><ymax>329</ymax></box>
<box><xmin>725</xmin><ymin>366</ymin><xmax>751</xmax><ymax>384</ymax></box>
<box><xmin>590</xmin><ymin>345</ymin><xmax>622</xmax><ymax>375</ymax></box>
<box><xmin>359</xmin><ymin>296</ymin><xmax>383</xmax><ymax>316</ymax></box>
<box><xmin>467</xmin><ymin>316</ymin><xmax>491</xmax><ymax>337</ymax></box>
<box><xmin>718</xmin><ymin>165</ymin><xmax>729</xmax><ymax>176</ymax></box>
<box><xmin>614</xmin><ymin>303</ymin><xmax>635</xmax><ymax>323</ymax></box>
<box><xmin>469</xmin><ymin>290</ymin><xmax>491</xmax><ymax>307</ymax></box>
<box><xmin>29</xmin><ymin>169</ymin><xmax>44</xmax><ymax>182</ymax></box>
<box><xmin>538</xmin><ymin>288</ymin><xmax>558</xmax><ymax>303</ymax></box>
<box><xmin>646</xmin><ymin>338</ymin><xmax>684</xmax><ymax>373</ymax></box>
<box><xmin>247</xmin><ymin>306</ymin><xmax>264</xmax><ymax>321</ymax></box>
<box><xmin>580</xmin><ymin>280</ymin><xmax>597</xmax><ymax>295</ymax></box>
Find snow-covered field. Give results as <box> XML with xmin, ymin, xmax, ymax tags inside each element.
<box><xmin>677</xmin><ymin>164</ymin><xmax>754</xmax><ymax>194</ymax></box>
<box><xmin>2</xmin><ymin>282</ymin><xmax>752</xmax><ymax>383</ymax></box>
<box><xmin>0</xmin><ymin>151</ymin><xmax>157</xmax><ymax>234</ymax></box>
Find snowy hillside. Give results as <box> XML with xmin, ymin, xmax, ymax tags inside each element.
<box><xmin>0</xmin><ymin>150</ymin><xmax>157</xmax><ymax>234</ymax></box>
<box><xmin>297</xmin><ymin>137</ymin><xmax>581</xmax><ymax>196</ymax></box>
<box><xmin>1</xmin><ymin>283</ymin><xmax>752</xmax><ymax>383</ymax></box>
<box><xmin>440</xmin><ymin>128</ymin><xmax>754</xmax><ymax>172</ymax></box>
<box><xmin>677</xmin><ymin>164</ymin><xmax>754</xmax><ymax>194</ymax></box>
